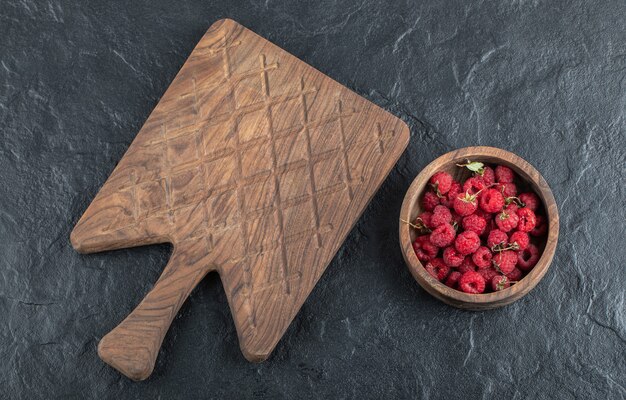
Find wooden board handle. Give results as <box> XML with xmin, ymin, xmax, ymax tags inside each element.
<box><xmin>97</xmin><ymin>247</ymin><xmax>210</xmax><ymax>381</ymax></box>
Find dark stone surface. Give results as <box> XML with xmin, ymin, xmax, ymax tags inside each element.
<box><xmin>1</xmin><ymin>0</ymin><xmax>624</xmax><ymax>398</ymax></box>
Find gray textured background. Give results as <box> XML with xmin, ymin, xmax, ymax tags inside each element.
<box><xmin>1</xmin><ymin>0</ymin><xmax>625</xmax><ymax>398</ymax></box>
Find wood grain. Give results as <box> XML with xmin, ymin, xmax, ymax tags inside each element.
<box><xmin>399</xmin><ymin>146</ymin><xmax>559</xmax><ymax>310</ymax></box>
<box><xmin>71</xmin><ymin>19</ymin><xmax>409</xmax><ymax>380</ymax></box>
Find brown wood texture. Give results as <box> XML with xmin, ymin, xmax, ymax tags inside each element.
<box><xmin>399</xmin><ymin>146</ymin><xmax>559</xmax><ymax>310</ymax></box>
<box><xmin>70</xmin><ymin>19</ymin><xmax>409</xmax><ymax>380</ymax></box>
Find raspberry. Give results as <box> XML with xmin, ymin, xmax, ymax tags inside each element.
<box><xmin>414</xmin><ymin>211</ymin><xmax>433</xmax><ymax>230</ymax></box>
<box><xmin>463</xmin><ymin>176</ymin><xmax>486</xmax><ymax>195</ymax></box>
<box><xmin>478</xmin><ymin>267</ymin><xmax>499</xmax><ymax>282</ymax></box>
<box><xmin>519</xmin><ymin>192</ymin><xmax>540</xmax><ymax>212</ymax></box>
<box><xmin>459</xmin><ymin>271</ymin><xmax>486</xmax><ymax>294</ymax></box>
<box><xmin>412</xmin><ymin>235</ymin><xmax>439</xmax><ymax>262</ymax></box>
<box><xmin>431</xmin><ymin>205</ymin><xmax>452</xmax><ymax>227</ymax></box>
<box><xmin>495</xmin><ymin>165</ymin><xmax>515</xmax><ymax>183</ymax></box>
<box><xmin>444</xmin><ymin>271</ymin><xmax>462</xmax><ymax>288</ymax></box>
<box><xmin>425</xmin><ymin>258</ymin><xmax>450</xmax><ymax>281</ymax></box>
<box><xmin>458</xmin><ymin>257</ymin><xmax>477</xmax><ymax>274</ymax></box>
<box><xmin>422</xmin><ymin>191</ymin><xmax>441</xmax><ymax>212</ymax></box>
<box><xmin>481</xmin><ymin>166</ymin><xmax>496</xmax><ymax>186</ymax></box>
<box><xmin>517</xmin><ymin>244</ymin><xmax>540</xmax><ymax>271</ymax></box>
<box><xmin>453</xmin><ymin>191</ymin><xmax>478</xmax><ymax>216</ymax></box>
<box><xmin>505</xmin><ymin>267</ymin><xmax>523</xmax><ymax>281</ymax></box>
<box><xmin>441</xmin><ymin>181</ymin><xmax>462</xmax><ymax>208</ymax></box>
<box><xmin>491</xmin><ymin>275</ymin><xmax>511</xmax><ymax>291</ymax></box>
<box><xmin>455</xmin><ymin>231</ymin><xmax>480</xmax><ymax>255</ymax></box>
<box><xmin>487</xmin><ymin>229</ymin><xmax>508</xmax><ymax>249</ymax></box>
<box><xmin>429</xmin><ymin>223</ymin><xmax>456</xmax><ymax>247</ymax></box>
<box><xmin>479</xmin><ymin>188</ymin><xmax>505</xmax><ymax>213</ymax></box>
<box><xmin>430</xmin><ymin>171</ymin><xmax>453</xmax><ymax>195</ymax></box>
<box><xmin>443</xmin><ymin>246</ymin><xmax>464</xmax><ymax>267</ymax></box>
<box><xmin>472</xmin><ymin>246</ymin><xmax>493</xmax><ymax>269</ymax></box>
<box><xmin>495</xmin><ymin>209</ymin><xmax>519</xmax><ymax>232</ymax></box>
<box><xmin>462</xmin><ymin>214</ymin><xmax>487</xmax><ymax>235</ymax></box>
<box><xmin>416</xmin><ymin>165</ymin><xmax>548</xmax><ymax>295</ymax></box>
<box><xmin>449</xmin><ymin>180</ymin><xmax>462</xmax><ymax>197</ymax></box>
<box><xmin>516</xmin><ymin>207</ymin><xmax>537</xmax><ymax>232</ymax></box>
<box><xmin>530</xmin><ymin>215</ymin><xmax>547</xmax><ymax>237</ymax></box>
<box><xmin>493</xmin><ymin>250</ymin><xmax>518</xmax><ymax>274</ymax></box>
<box><xmin>509</xmin><ymin>231</ymin><xmax>530</xmax><ymax>250</ymax></box>
<box><xmin>497</xmin><ymin>182</ymin><xmax>517</xmax><ymax>198</ymax></box>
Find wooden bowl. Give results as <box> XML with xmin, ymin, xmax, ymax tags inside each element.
<box><xmin>399</xmin><ymin>146</ymin><xmax>559</xmax><ymax>310</ymax></box>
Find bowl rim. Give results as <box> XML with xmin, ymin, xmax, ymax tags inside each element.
<box><xmin>399</xmin><ymin>146</ymin><xmax>559</xmax><ymax>308</ymax></box>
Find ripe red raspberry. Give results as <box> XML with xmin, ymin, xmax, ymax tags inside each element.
<box><xmin>459</xmin><ymin>271</ymin><xmax>486</xmax><ymax>294</ymax></box>
<box><xmin>478</xmin><ymin>267</ymin><xmax>499</xmax><ymax>282</ymax></box>
<box><xmin>463</xmin><ymin>176</ymin><xmax>486</xmax><ymax>195</ymax></box>
<box><xmin>479</xmin><ymin>188</ymin><xmax>505</xmax><ymax>213</ymax></box>
<box><xmin>493</xmin><ymin>250</ymin><xmax>517</xmax><ymax>274</ymax></box>
<box><xmin>412</xmin><ymin>235</ymin><xmax>439</xmax><ymax>262</ymax></box>
<box><xmin>495</xmin><ymin>165</ymin><xmax>515</xmax><ymax>183</ymax></box>
<box><xmin>472</xmin><ymin>246</ymin><xmax>493</xmax><ymax>269</ymax></box>
<box><xmin>517</xmin><ymin>244</ymin><xmax>540</xmax><ymax>271</ymax></box>
<box><xmin>530</xmin><ymin>215</ymin><xmax>548</xmax><ymax>237</ymax></box>
<box><xmin>443</xmin><ymin>246</ymin><xmax>464</xmax><ymax>267</ymax></box>
<box><xmin>431</xmin><ymin>205</ymin><xmax>452</xmax><ymax>227</ymax></box>
<box><xmin>453</xmin><ymin>191</ymin><xmax>478</xmax><ymax>216</ymax></box>
<box><xmin>516</xmin><ymin>207</ymin><xmax>537</xmax><ymax>232</ymax></box>
<box><xmin>462</xmin><ymin>214</ymin><xmax>487</xmax><ymax>235</ymax></box>
<box><xmin>487</xmin><ymin>229</ymin><xmax>508</xmax><ymax>249</ymax></box>
<box><xmin>455</xmin><ymin>231</ymin><xmax>480</xmax><ymax>255</ymax></box>
<box><xmin>495</xmin><ymin>209</ymin><xmax>519</xmax><ymax>232</ymax></box>
<box><xmin>497</xmin><ymin>182</ymin><xmax>517</xmax><ymax>198</ymax></box>
<box><xmin>491</xmin><ymin>275</ymin><xmax>511</xmax><ymax>291</ymax></box>
<box><xmin>505</xmin><ymin>267</ymin><xmax>523</xmax><ymax>281</ymax></box>
<box><xmin>449</xmin><ymin>180</ymin><xmax>462</xmax><ymax>196</ymax></box>
<box><xmin>422</xmin><ymin>191</ymin><xmax>441</xmax><ymax>212</ymax></box>
<box><xmin>429</xmin><ymin>223</ymin><xmax>456</xmax><ymax>247</ymax></box>
<box><xmin>414</xmin><ymin>211</ymin><xmax>433</xmax><ymax>230</ymax></box>
<box><xmin>430</xmin><ymin>171</ymin><xmax>453</xmax><ymax>195</ymax></box>
<box><xmin>519</xmin><ymin>192</ymin><xmax>540</xmax><ymax>212</ymax></box>
<box><xmin>481</xmin><ymin>166</ymin><xmax>496</xmax><ymax>186</ymax></box>
<box><xmin>509</xmin><ymin>231</ymin><xmax>530</xmax><ymax>250</ymax></box>
<box><xmin>458</xmin><ymin>257</ymin><xmax>477</xmax><ymax>274</ymax></box>
<box><xmin>425</xmin><ymin>258</ymin><xmax>450</xmax><ymax>281</ymax></box>
<box><xmin>444</xmin><ymin>271</ymin><xmax>462</xmax><ymax>288</ymax></box>
<box><xmin>441</xmin><ymin>181</ymin><xmax>462</xmax><ymax>208</ymax></box>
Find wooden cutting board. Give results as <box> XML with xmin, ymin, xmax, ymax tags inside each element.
<box><xmin>71</xmin><ymin>18</ymin><xmax>409</xmax><ymax>381</ymax></box>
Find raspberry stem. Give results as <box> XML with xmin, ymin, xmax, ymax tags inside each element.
<box><xmin>460</xmin><ymin>187</ymin><xmax>485</xmax><ymax>203</ymax></box>
<box><xmin>505</xmin><ymin>196</ymin><xmax>526</xmax><ymax>207</ymax></box>
<box><xmin>430</xmin><ymin>182</ymin><xmax>444</xmax><ymax>198</ymax></box>
<box><xmin>496</xmin><ymin>276</ymin><xmax>508</xmax><ymax>291</ymax></box>
<box><xmin>400</xmin><ymin>218</ymin><xmax>420</xmax><ymax>229</ymax></box>
<box><xmin>490</xmin><ymin>241</ymin><xmax>506</xmax><ymax>252</ymax></box>
<box><xmin>400</xmin><ymin>218</ymin><xmax>431</xmax><ymax>233</ymax></box>
<box><xmin>492</xmin><ymin>262</ymin><xmax>503</xmax><ymax>274</ymax></box>
<box><xmin>492</xmin><ymin>243</ymin><xmax>519</xmax><ymax>252</ymax></box>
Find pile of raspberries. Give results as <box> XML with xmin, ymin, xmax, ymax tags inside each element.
<box><xmin>410</xmin><ymin>162</ymin><xmax>547</xmax><ymax>294</ymax></box>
